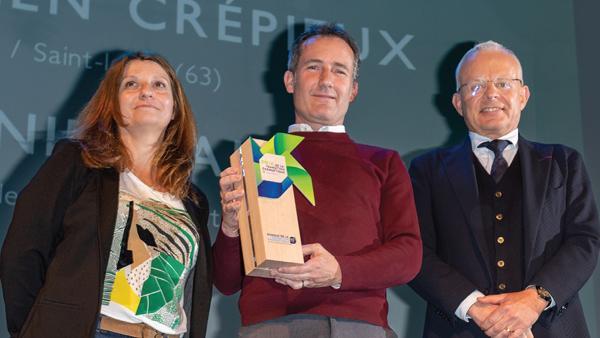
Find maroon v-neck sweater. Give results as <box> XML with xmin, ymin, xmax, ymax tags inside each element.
<box><xmin>213</xmin><ymin>132</ymin><xmax>422</xmax><ymax>328</ymax></box>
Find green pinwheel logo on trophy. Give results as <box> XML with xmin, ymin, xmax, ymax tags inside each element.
<box><xmin>251</xmin><ymin>133</ymin><xmax>315</xmax><ymax>206</ymax></box>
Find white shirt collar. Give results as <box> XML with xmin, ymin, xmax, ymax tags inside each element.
<box><xmin>469</xmin><ymin>128</ymin><xmax>519</xmax><ymax>152</ymax></box>
<box><xmin>288</xmin><ymin>123</ymin><xmax>346</xmax><ymax>133</ymax></box>
<box><xmin>469</xmin><ymin>129</ymin><xmax>519</xmax><ymax>174</ymax></box>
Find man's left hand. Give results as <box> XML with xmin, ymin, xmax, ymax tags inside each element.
<box><xmin>270</xmin><ymin>243</ymin><xmax>342</xmax><ymax>289</ymax></box>
<box><xmin>477</xmin><ymin>288</ymin><xmax>547</xmax><ymax>336</ymax></box>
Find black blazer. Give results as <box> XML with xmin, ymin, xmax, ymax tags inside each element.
<box><xmin>0</xmin><ymin>140</ymin><xmax>213</xmax><ymax>338</ymax></box>
<box><xmin>409</xmin><ymin>136</ymin><xmax>600</xmax><ymax>337</ymax></box>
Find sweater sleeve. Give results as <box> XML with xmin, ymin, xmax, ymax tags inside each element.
<box><xmin>0</xmin><ymin>140</ymin><xmax>86</xmax><ymax>336</ymax></box>
<box><xmin>336</xmin><ymin>151</ymin><xmax>422</xmax><ymax>290</ymax></box>
<box><xmin>212</xmin><ymin>227</ymin><xmax>244</xmax><ymax>295</ymax></box>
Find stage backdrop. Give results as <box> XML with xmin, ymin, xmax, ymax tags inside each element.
<box><xmin>1</xmin><ymin>1</ymin><xmax>598</xmax><ymax>337</ymax></box>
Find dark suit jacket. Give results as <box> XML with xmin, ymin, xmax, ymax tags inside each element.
<box><xmin>0</xmin><ymin>140</ymin><xmax>213</xmax><ymax>338</ymax></box>
<box><xmin>409</xmin><ymin>136</ymin><xmax>600</xmax><ymax>338</ymax></box>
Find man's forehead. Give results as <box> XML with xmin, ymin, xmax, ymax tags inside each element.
<box><xmin>460</xmin><ymin>50</ymin><xmax>522</xmax><ymax>77</ymax></box>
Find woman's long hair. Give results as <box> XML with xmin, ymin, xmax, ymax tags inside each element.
<box><xmin>74</xmin><ymin>51</ymin><xmax>197</xmax><ymax>199</ymax></box>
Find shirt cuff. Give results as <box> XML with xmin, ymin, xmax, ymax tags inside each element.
<box><xmin>455</xmin><ymin>290</ymin><xmax>485</xmax><ymax>322</ymax></box>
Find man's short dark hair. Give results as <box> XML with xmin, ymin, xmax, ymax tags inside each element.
<box><xmin>287</xmin><ymin>23</ymin><xmax>361</xmax><ymax>81</ymax></box>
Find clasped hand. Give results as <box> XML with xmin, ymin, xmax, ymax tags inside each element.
<box><xmin>468</xmin><ymin>288</ymin><xmax>547</xmax><ymax>337</ymax></box>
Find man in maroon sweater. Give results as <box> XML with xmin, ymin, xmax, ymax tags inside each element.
<box><xmin>213</xmin><ymin>23</ymin><xmax>422</xmax><ymax>337</ymax></box>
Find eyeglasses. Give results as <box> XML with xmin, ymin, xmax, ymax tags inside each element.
<box><xmin>457</xmin><ymin>78</ymin><xmax>523</xmax><ymax>97</ymax></box>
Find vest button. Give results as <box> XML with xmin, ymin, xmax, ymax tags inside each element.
<box><xmin>497</xmin><ymin>236</ymin><xmax>505</xmax><ymax>244</ymax></box>
<box><xmin>496</xmin><ymin>213</ymin><xmax>504</xmax><ymax>221</ymax></box>
<box><xmin>495</xmin><ymin>191</ymin><xmax>503</xmax><ymax>198</ymax></box>
<box><xmin>497</xmin><ymin>260</ymin><xmax>505</xmax><ymax>268</ymax></box>
<box><xmin>498</xmin><ymin>283</ymin><xmax>506</xmax><ymax>290</ymax></box>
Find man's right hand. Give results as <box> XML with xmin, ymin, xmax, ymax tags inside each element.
<box><xmin>469</xmin><ymin>301</ymin><xmax>534</xmax><ymax>338</ymax></box>
<box><xmin>219</xmin><ymin>167</ymin><xmax>244</xmax><ymax>237</ymax></box>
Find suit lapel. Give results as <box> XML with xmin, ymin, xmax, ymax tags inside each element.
<box><xmin>519</xmin><ymin>137</ymin><xmax>552</xmax><ymax>277</ymax></box>
<box><xmin>98</xmin><ymin>168</ymin><xmax>120</xmax><ymax>271</ymax></box>
<box><xmin>443</xmin><ymin>138</ymin><xmax>492</xmax><ymax>280</ymax></box>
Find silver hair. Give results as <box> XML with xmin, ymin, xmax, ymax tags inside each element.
<box><xmin>454</xmin><ymin>40</ymin><xmax>523</xmax><ymax>90</ymax></box>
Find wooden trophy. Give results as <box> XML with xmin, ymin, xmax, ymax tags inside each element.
<box><xmin>229</xmin><ymin>133</ymin><xmax>314</xmax><ymax>278</ymax></box>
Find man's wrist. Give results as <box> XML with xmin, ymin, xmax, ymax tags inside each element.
<box><xmin>221</xmin><ymin>224</ymin><xmax>240</xmax><ymax>237</ymax></box>
<box><xmin>526</xmin><ymin>285</ymin><xmax>553</xmax><ymax>310</ymax></box>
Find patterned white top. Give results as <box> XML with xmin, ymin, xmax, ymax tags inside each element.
<box><xmin>100</xmin><ymin>171</ymin><xmax>199</xmax><ymax>335</ymax></box>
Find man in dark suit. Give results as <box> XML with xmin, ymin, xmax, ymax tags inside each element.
<box><xmin>409</xmin><ymin>40</ymin><xmax>600</xmax><ymax>337</ymax></box>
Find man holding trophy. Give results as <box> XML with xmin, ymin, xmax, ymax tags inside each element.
<box><xmin>213</xmin><ymin>23</ymin><xmax>422</xmax><ymax>337</ymax></box>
